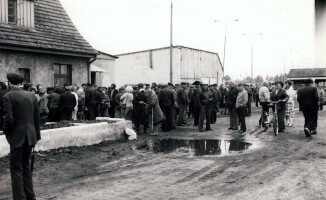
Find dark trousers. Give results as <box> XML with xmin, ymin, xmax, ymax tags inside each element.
<box><xmin>211</xmin><ymin>110</ymin><xmax>217</xmax><ymax>123</ymax></box>
<box><xmin>48</xmin><ymin>107</ymin><xmax>59</xmax><ymax>122</ymax></box>
<box><xmin>320</xmin><ymin>104</ymin><xmax>323</xmax><ymax>110</ymax></box>
<box><xmin>109</xmin><ymin>104</ymin><xmax>116</xmax><ymax>118</ymax></box>
<box><xmin>302</xmin><ymin>105</ymin><xmax>318</xmax><ymax>131</ymax></box>
<box><xmin>60</xmin><ymin>109</ymin><xmax>72</xmax><ymax>121</ymax></box>
<box><xmin>193</xmin><ymin>106</ymin><xmax>200</xmax><ymax>126</ymax></box>
<box><xmin>198</xmin><ymin>107</ymin><xmax>212</xmax><ymax>130</ymax></box>
<box><xmin>177</xmin><ymin>104</ymin><xmax>185</xmax><ymax>125</ymax></box>
<box><xmin>189</xmin><ymin>102</ymin><xmax>194</xmax><ymax>117</ymax></box>
<box><xmin>278</xmin><ymin>109</ymin><xmax>286</xmax><ymax>131</ymax></box>
<box><xmin>10</xmin><ymin>138</ymin><xmax>35</xmax><ymax>200</ymax></box>
<box><xmin>161</xmin><ymin>105</ymin><xmax>173</xmax><ymax>131</ymax></box>
<box><xmin>237</xmin><ymin>107</ymin><xmax>246</xmax><ymax>132</ymax></box>
<box><xmin>246</xmin><ymin>101</ymin><xmax>251</xmax><ymax>116</ymax></box>
<box><xmin>255</xmin><ymin>95</ymin><xmax>259</xmax><ymax>107</ymax></box>
<box><xmin>229</xmin><ymin>107</ymin><xmax>238</xmax><ymax>130</ymax></box>
<box><xmin>87</xmin><ymin>103</ymin><xmax>96</xmax><ymax>120</ymax></box>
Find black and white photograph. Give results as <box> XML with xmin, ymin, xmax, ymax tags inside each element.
<box><xmin>0</xmin><ymin>0</ymin><xmax>326</xmax><ymax>199</ymax></box>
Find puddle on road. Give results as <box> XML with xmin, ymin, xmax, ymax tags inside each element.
<box><xmin>137</xmin><ymin>138</ymin><xmax>253</xmax><ymax>156</ymax></box>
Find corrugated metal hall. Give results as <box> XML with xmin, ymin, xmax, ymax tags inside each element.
<box><xmin>114</xmin><ymin>46</ymin><xmax>223</xmax><ymax>87</ymax></box>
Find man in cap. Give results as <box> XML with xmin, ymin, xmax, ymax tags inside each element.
<box><xmin>192</xmin><ymin>81</ymin><xmax>201</xmax><ymax>126</ymax></box>
<box><xmin>159</xmin><ymin>84</ymin><xmax>175</xmax><ymax>131</ymax></box>
<box><xmin>271</xmin><ymin>81</ymin><xmax>289</xmax><ymax>133</ymax></box>
<box><xmin>2</xmin><ymin>73</ymin><xmax>41</xmax><ymax>200</ymax></box>
<box><xmin>197</xmin><ymin>82</ymin><xmax>214</xmax><ymax>131</ymax></box>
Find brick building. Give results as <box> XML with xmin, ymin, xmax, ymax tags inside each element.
<box><xmin>0</xmin><ymin>0</ymin><xmax>98</xmax><ymax>88</ymax></box>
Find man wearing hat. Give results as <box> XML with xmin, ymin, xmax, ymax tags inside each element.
<box><xmin>197</xmin><ymin>82</ymin><xmax>214</xmax><ymax>131</ymax></box>
<box><xmin>59</xmin><ymin>85</ymin><xmax>77</xmax><ymax>120</ymax></box>
<box><xmin>158</xmin><ymin>84</ymin><xmax>175</xmax><ymax>131</ymax></box>
<box><xmin>192</xmin><ymin>81</ymin><xmax>201</xmax><ymax>126</ymax></box>
<box><xmin>228</xmin><ymin>82</ymin><xmax>239</xmax><ymax>130</ymax></box>
<box><xmin>2</xmin><ymin>73</ymin><xmax>41</xmax><ymax>200</ymax></box>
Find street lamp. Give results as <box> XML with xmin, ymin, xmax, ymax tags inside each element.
<box><xmin>242</xmin><ymin>33</ymin><xmax>263</xmax><ymax>82</ymax></box>
<box><xmin>214</xmin><ymin>19</ymin><xmax>239</xmax><ymax>82</ymax></box>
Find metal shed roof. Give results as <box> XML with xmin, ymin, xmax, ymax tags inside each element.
<box><xmin>287</xmin><ymin>68</ymin><xmax>326</xmax><ymax>78</ymax></box>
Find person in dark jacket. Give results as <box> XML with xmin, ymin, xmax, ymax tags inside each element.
<box><xmin>95</xmin><ymin>87</ymin><xmax>104</xmax><ymax>118</ymax></box>
<box><xmin>270</xmin><ymin>81</ymin><xmax>289</xmax><ymax>133</ymax></box>
<box><xmin>47</xmin><ymin>87</ymin><xmax>62</xmax><ymax>122</ymax></box>
<box><xmin>109</xmin><ymin>84</ymin><xmax>118</xmax><ymax>118</ymax></box>
<box><xmin>192</xmin><ymin>82</ymin><xmax>201</xmax><ymax>126</ymax></box>
<box><xmin>297</xmin><ymin>79</ymin><xmax>319</xmax><ymax>137</ymax></box>
<box><xmin>85</xmin><ymin>84</ymin><xmax>96</xmax><ymax>120</ymax></box>
<box><xmin>59</xmin><ymin>86</ymin><xmax>76</xmax><ymax>121</ymax></box>
<box><xmin>158</xmin><ymin>84</ymin><xmax>175</xmax><ymax>131</ymax></box>
<box><xmin>209</xmin><ymin>84</ymin><xmax>219</xmax><ymax>124</ymax></box>
<box><xmin>2</xmin><ymin>73</ymin><xmax>41</xmax><ymax>200</ymax></box>
<box><xmin>133</xmin><ymin>85</ymin><xmax>149</xmax><ymax>134</ymax></box>
<box><xmin>245</xmin><ymin>85</ymin><xmax>253</xmax><ymax>116</ymax></box>
<box><xmin>0</xmin><ymin>82</ymin><xmax>8</xmax><ymax>130</ymax></box>
<box><xmin>198</xmin><ymin>83</ymin><xmax>214</xmax><ymax>132</ymax></box>
<box><xmin>228</xmin><ymin>82</ymin><xmax>239</xmax><ymax>130</ymax></box>
<box><xmin>176</xmin><ymin>82</ymin><xmax>188</xmax><ymax>126</ymax></box>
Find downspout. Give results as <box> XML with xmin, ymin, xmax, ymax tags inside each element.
<box><xmin>88</xmin><ymin>55</ymin><xmax>97</xmax><ymax>83</ymax></box>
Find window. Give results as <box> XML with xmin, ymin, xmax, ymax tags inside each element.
<box><xmin>54</xmin><ymin>64</ymin><xmax>72</xmax><ymax>86</ymax></box>
<box><xmin>18</xmin><ymin>68</ymin><xmax>30</xmax><ymax>83</ymax></box>
<box><xmin>8</xmin><ymin>0</ymin><xmax>17</xmax><ymax>24</ymax></box>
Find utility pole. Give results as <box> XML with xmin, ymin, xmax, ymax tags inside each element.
<box><xmin>170</xmin><ymin>1</ymin><xmax>173</xmax><ymax>84</ymax></box>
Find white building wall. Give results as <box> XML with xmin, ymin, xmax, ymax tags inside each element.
<box><xmin>114</xmin><ymin>47</ymin><xmax>223</xmax><ymax>87</ymax></box>
<box><xmin>92</xmin><ymin>54</ymin><xmax>116</xmax><ymax>87</ymax></box>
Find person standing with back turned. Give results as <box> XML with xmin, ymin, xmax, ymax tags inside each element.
<box><xmin>297</xmin><ymin>79</ymin><xmax>319</xmax><ymax>137</ymax></box>
<box><xmin>2</xmin><ymin>73</ymin><xmax>41</xmax><ymax>200</ymax></box>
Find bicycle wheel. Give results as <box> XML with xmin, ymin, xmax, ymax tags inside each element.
<box><xmin>273</xmin><ymin>116</ymin><xmax>278</xmax><ymax>136</ymax></box>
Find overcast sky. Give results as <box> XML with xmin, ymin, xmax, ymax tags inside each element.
<box><xmin>59</xmin><ymin>0</ymin><xmax>315</xmax><ymax>80</ymax></box>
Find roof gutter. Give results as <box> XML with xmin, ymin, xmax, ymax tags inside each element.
<box><xmin>87</xmin><ymin>55</ymin><xmax>98</xmax><ymax>83</ymax></box>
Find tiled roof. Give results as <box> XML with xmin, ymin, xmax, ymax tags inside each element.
<box><xmin>288</xmin><ymin>68</ymin><xmax>326</xmax><ymax>78</ymax></box>
<box><xmin>0</xmin><ymin>0</ymin><xmax>98</xmax><ymax>56</ymax></box>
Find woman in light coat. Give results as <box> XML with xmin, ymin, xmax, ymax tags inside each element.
<box><xmin>120</xmin><ymin>85</ymin><xmax>134</xmax><ymax>120</ymax></box>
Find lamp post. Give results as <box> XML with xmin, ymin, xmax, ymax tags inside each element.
<box><xmin>242</xmin><ymin>33</ymin><xmax>262</xmax><ymax>81</ymax></box>
<box><xmin>214</xmin><ymin>19</ymin><xmax>239</xmax><ymax>82</ymax></box>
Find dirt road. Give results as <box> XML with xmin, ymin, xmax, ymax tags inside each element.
<box><xmin>1</xmin><ymin>107</ymin><xmax>326</xmax><ymax>200</ymax></box>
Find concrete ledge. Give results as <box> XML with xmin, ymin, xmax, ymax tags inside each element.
<box><xmin>0</xmin><ymin>120</ymin><xmax>132</xmax><ymax>158</ymax></box>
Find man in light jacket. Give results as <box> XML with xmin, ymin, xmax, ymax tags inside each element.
<box><xmin>236</xmin><ymin>83</ymin><xmax>248</xmax><ymax>133</ymax></box>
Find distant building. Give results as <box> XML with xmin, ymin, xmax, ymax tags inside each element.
<box><xmin>114</xmin><ymin>46</ymin><xmax>223</xmax><ymax>87</ymax></box>
<box><xmin>0</xmin><ymin>0</ymin><xmax>98</xmax><ymax>88</ymax></box>
<box><xmin>287</xmin><ymin>68</ymin><xmax>326</xmax><ymax>87</ymax></box>
<box><xmin>91</xmin><ymin>51</ymin><xmax>118</xmax><ymax>87</ymax></box>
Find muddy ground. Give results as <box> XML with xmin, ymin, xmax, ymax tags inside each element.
<box><xmin>0</xmin><ymin>106</ymin><xmax>326</xmax><ymax>200</ymax></box>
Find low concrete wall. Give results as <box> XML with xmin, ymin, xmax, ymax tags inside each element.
<box><xmin>0</xmin><ymin>120</ymin><xmax>132</xmax><ymax>158</ymax></box>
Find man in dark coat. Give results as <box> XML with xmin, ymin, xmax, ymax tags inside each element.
<box><xmin>198</xmin><ymin>83</ymin><xmax>214</xmax><ymax>131</ymax></box>
<box><xmin>271</xmin><ymin>81</ymin><xmax>289</xmax><ymax>133</ymax></box>
<box><xmin>158</xmin><ymin>84</ymin><xmax>175</xmax><ymax>131</ymax></box>
<box><xmin>132</xmin><ymin>85</ymin><xmax>149</xmax><ymax>134</ymax></box>
<box><xmin>176</xmin><ymin>82</ymin><xmax>188</xmax><ymax>126</ymax></box>
<box><xmin>209</xmin><ymin>84</ymin><xmax>219</xmax><ymax>124</ymax></box>
<box><xmin>245</xmin><ymin>85</ymin><xmax>253</xmax><ymax>116</ymax></box>
<box><xmin>228</xmin><ymin>82</ymin><xmax>239</xmax><ymax>130</ymax></box>
<box><xmin>2</xmin><ymin>73</ymin><xmax>41</xmax><ymax>200</ymax></box>
<box><xmin>192</xmin><ymin>82</ymin><xmax>201</xmax><ymax>126</ymax></box>
<box><xmin>297</xmin><ymin>79</ymin><xmax>319</xmax><ymax>137</ymax></box>
<box><xmin>85</xmin><ymin>84</ymin><xmax>96</xmax><ymax>120</ymax></box>
<box><xmin>59</xmin><ymin>86</ymin><xmax>76</xmax><ymax>121</ymax></box>
<box><xmin>109</xmin><ymin>84</ymin><xmax>118</xmax><ymax>118</ymax></box>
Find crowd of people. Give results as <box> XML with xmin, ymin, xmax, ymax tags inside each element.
<box><xmin>0</xmin><ymin>76</ymin><xmax>324</xmax><ymax>137</ymax></box>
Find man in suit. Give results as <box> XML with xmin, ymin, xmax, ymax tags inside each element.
<box><xmin>198</xmin><ymin>83</ymin><xmax>214</xmax><ymax>132</ymax></box>
<box><xmin>2</xmin><ymin>73</ymin><xmax>40</xmax><ymax>200</ymax></box>
<box><xmin>228</xmin><ymin>82</ymin><xmax>239</xmax><ymax>130</ymax></box>
<box><xmin>59</xmin><ymin>86</ymin><xmax>76</xmax><ymax>120</ymax></box>
<box><xmin>297</xmin><ymin>79</ymin><xmax>319</xmax><ymax>137</ymax></box>
<box><xmin>271</xmin><ymin>81</ymin><xmax>289</xmax><ymax>133</ymax></box>
<box><xmin>192</xmin><ymin>81</ymin><xmax>201</xmax><ymax>126</ymax></box>
<box><xmin>109</xmin><ymin>84</ymin><xmax>118</xmax><ymax>118</ymax></box>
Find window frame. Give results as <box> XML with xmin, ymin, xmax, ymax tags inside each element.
<box><xmin>18</xmin><ymin>68</ymin><xmax>30</xmax><ymax>83</ymax></box>
<box><xmin>8</xmin><ymin>0</ymin><xmax>17</xmax><ymax>24</ymax></box>
<box><xmin>53</xmin><ymin>64</ymin><xmax>72</xmax><ymax>86</ymax></box>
